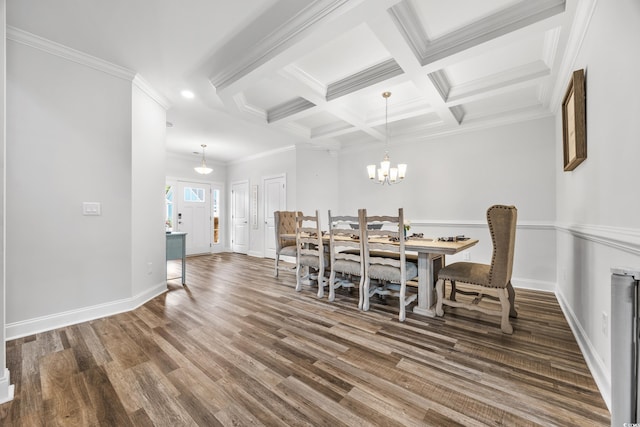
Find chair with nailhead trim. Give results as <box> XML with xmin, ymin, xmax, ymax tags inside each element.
<box><xmin>274</xmin><ymin>211</ymin><xmax>302</xmax><ymax>277</ymax></box>
<box><xmin>435</xmin><ymin>205</ymin><xmax>518</xmax><ymax>334</ymax></box>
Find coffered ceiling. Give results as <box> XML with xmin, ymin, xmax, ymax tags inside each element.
<box><xmin>7</xmin><ymin>0</ymin><xmax>580</xmax><ymax>163</ymax></box>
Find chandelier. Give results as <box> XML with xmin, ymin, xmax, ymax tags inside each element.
<box><xmin>367</xmin><ymin>91</ymin><xmax>407</xmax><ymax>185</ymax></box>
<box><xmin>194</xmin><ymin>144</ymin><xmax>213</xmax><ymax>175</ymax></box>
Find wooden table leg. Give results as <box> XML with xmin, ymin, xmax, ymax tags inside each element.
<box><xmin>413</xmin><ymin>252</ymin><xmax>444</xmax><ymax>317</ymax></box>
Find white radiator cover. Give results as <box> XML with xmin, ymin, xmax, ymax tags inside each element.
<box><xmin>611</xmin><ymin>267</ymin><xmax>640</xmax><ymax>426</ymax></box>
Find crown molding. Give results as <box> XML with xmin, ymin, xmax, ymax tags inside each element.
<box><xmin>132</xmin><ymin>75</ymin><xmax>171</xmax><ymax>110</ymax></box>
<box><xmin>267</xmin><ymin>97</ymin><xmax>316</xmax><ymax>123</ymax></box>
<box><xmin>227</xmin><ymin>144</ymin><xmax>297</xmax><ymax>165</ymax></box>
<box><xmin>233</xmin><ymin>93</ymin><xmax>268</xmax><ymax>121</ymax></box>
<box><xmin>273</xmin><ymin>120</ymin><xmax>311</xmax><ymax>139</ymax></box>
<box><xmin>428</xmin><ymin>70</ymin><xmax>451</xmax><ymax>101</ymax></box>
<box><xmin>209</xmin><ymin>0</ymin><xmax>354</xmax><ymax>91</ymax></box>
<box><xmin>390</xmin><ymin>0</ymin><xmax>566</xmax><ymax>66</ymax></box>
<box><xmin>549</xmin><ymin>0</ymin><xmax>598</xmax><ymax>112</ymax></box>
<box><xmin>388</xmin><ymin>0</ymin><xmax>428</xmax><ymax>61</ymax></box>
<box><xmin>281</xmin><ymin>64</ymin><xmax>327</xmax><ymax>98</ymax></box>
<box><xmin>326</xmin><ymin>58</ymin><xmax>404</xmax><ymax>101</ymax></box>
<box><xmin>542</xmin><ymin>26</ymin><xmax>562</xmax><ymax>69</ymax></box>
<box><xmin>422</xmin><ymin>0</ymin><xmax>566</xmax><ymax>65</ymax></box>
<box><xmin>311</xmin><ymin>121</ymin><xmax>354</xmax><ymax>138</ymax></box>
<box><xmin>449</xmin><ymin>105</ymin><xmax>465</xmax><ymax>124</ymax></box>
<box><xmin>447</xmin><ymin>61</ymin><xmax>550</xmax><ymax>104</ymax></box>
<box><xmin>340</xmin><ymin>106</ymin><xmax>552</xmax><ymax>154</ymax></box>
<box><xmin>7</xmin><ymin>26</ymin><xmax>136</xmax><ymax>81</ymax></box>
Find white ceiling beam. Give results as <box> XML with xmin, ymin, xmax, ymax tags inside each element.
<box><xmin>368</xmin><ymin>8</ymin><xmax>461</xmax><ymax>127</ymax></box>
<box><xmin>445</xmin><ymin>60</ymin><xmax>551</xmax><ymax>106</ymax></box>
<box><xmin>210</xmin><ymin>0</ymin><xmax>402</xmax><ymax>101</ymax></box>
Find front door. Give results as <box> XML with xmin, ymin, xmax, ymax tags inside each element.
<box><xmin>176</xmin><ymin>181</ymin><xmax>212</xmax><ymax>255</ymax></box>
<box><xmin>231</xmin><ymin>181</ymin><xmax>249</xmax><ymax>254</ymax></box>
<box><xmin>263</xmin><ymin>174</ymin><xmax>286</xmax><ymax>259</ymax></box>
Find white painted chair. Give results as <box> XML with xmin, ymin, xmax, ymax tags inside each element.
<box><xmin>327</xmin><ymin>211</ymin><xmax>364</xmax><ymax>303</ymax></box>
<box><xmin>360</xmin><ymin>208</ymin><xmax>418</xmax><ymax>322</ymax></box>
<box><xmin>295</xmin><ymin>210</ymin><xmax>326</xmax><ymax>297</ymax></box>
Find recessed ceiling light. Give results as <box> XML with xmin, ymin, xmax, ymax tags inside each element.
<box><xmin>181</xmin><ymin>90</ymin><xmax>195</xmax><ymax>99</ymax></box>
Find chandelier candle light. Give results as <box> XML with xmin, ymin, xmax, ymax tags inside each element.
<box><xmin>367</xmin><ymin>91</ymin><xmax>407</xmax><ymax>185</ymax></box>
<box><xmin>194</xmin><ymin>144</ymin><xmax>213</xmax><ymax>175</ymax></box>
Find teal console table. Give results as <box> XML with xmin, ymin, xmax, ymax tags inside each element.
<box><xmin>166</xmin><ymin>232</ymin><xmax>187</xmax><ymax>284</ymax></box>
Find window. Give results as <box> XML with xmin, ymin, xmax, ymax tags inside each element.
<box><xmin>212</xmin><ymin>189</ymin><xmax>220</xmax><ymax>244</ymax></box>
<box><xmin>165</xmin><ymin>185</ymin><xmax>174</xmax><ymax>231</ymax></box>
<box><xmin>184</xmin><ymin>187</ymin><xmax>205</xmax><ymax>202</ymax></box>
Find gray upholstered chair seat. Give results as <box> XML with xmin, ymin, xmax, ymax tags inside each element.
<box><xmin>332</xmin><ymin>259</ymin><xmax>362</xmax><ymax>276</ymax></box>
<box><xmin>299</xmin><ymin>253</ymin><xmax>329</xmax><ymax>269</ymax></box>
<box><xmin>343</xmin><ymin>249</ymin><xmax>418</xmax><ymax>262</ymax></box>
<box><xmin>279</xmin><ymin>245</ymin><xmax>298</xmax><ymax>257</ymax></box>
<box><xmin>368</xmin><ymin>262</ymin><xmax>418</xmax><ymax>282</ymax></box>
<box><xmin>438</xmin><ymin>262</ymin><xmax>492</xmax><ymax>287</ymax></box>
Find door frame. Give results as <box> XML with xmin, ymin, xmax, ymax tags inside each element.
<box><xmin>166</xmin><ymin>176</ymin><xmax>225</xmax><ymax>255</ymax></box>
<box><xmin>210</xmin><ymin>181</ymin><xmax>225</xmax><ymax>253</ymax></box>
<box><xmin>262</xmin><ymin>173</ymin><xmax>286</xmax><ymax>258</ymax></box>
<box><xmin>231</xmin><ymin>179</ymin><xmax>250</xmax><ymax>254</ymax></box>
<box><xmin>176</xmin><ymin>180</ymin><xmax>211</xmax><ymax>255</ymax></box>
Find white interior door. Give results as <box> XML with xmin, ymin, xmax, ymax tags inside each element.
<box><xmin>263</xmin><ymin>174</ymin><xmax>286</xmax><ymax>259</ymax></box>
<box><xmin>176</xmin><ymin>181</ymin><xmax>211</xmax><ymax>255</ymax></box>
<box><xmin>231</xmin><ymin>181</ymin><xmax>249</xmax><ymax>254</ymax></box>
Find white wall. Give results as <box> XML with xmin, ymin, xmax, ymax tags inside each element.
<box><xmin>6</xmin><ymin>39</ymin><xmax>133</xmax><ymax>324</ymax></box>
<box><xmin>227</xmin><ymin>146</ymin><xmax>296</xmax><ymax>256</ymax></box>
<box><xmin>5</xmin><ymin>35</ymin><xmax>168</xmax><ymax>339</ymax></box>
<box><xmin>131</xmin><ymin>83</ymin><xmax>167</xmax><ymax>296</ymax></box>
<box><xmin>295</xmin><ymin>146</ymin><xmax>340</xmax><ymax>230</ymax></box>
<box><xmin>0</xmin><ymin>0</ymin><xmax>13</xmax><ymax>404</ymax></box>
<box><xmin>338</xmin><ymin>117</ymin><xmax>557</xmax><ymax>288</ymax></box>
<box><xmin>554</xmin><ymin>0</ymin><xmax>640</xmax><ymax>409</ymax></box>
<box><xmin>166</xmin><ymin>151</ymin><xmax>227</xmax><ymax>184</ymax></box>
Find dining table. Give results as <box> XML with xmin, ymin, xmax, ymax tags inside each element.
<box><xmin>280</xmin><ymin>233</ymin><xmax>478</xmax><ymax>317</ymax></box>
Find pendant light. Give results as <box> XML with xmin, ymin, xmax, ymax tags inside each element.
<box><xmin>194</xmin><ymin>144</ymin><xmax>213</xmax><ymax>175</ymax></box>
<box><xmin>367</xmin><ymin>91</ymin><xmax>407</xmax><ymax>185</ymax></box>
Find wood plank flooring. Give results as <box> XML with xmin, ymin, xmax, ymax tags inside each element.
<box><xmin>0</xmin><ymin>253</ymin><xmax>609</xmax><ymax>426</ymax></box>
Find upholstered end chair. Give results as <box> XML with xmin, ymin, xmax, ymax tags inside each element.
<box><xmin>274</xmin><ymin>211</ymin><xmax>301</xmax><ymax>277</ymax></box>
<box><xmin>435</xmin><ymin>205</ymin><xmax>518</xmax><ymax>334</ymax></box>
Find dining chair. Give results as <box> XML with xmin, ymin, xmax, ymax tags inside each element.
<box><xmin>360</xmin><ymin>208</ymin><xmax>418</xmax><ymax>321</ymax></box>
<box><xmin>327</xmin><ymin>211</ymin><xmax>364</xmax><ymax>302</ymax></box>
<box><xmin>295</xmin><ymin>210</ymin><xmax>326</xmax><ymax>297</ymax></box>
<box><xmin>435</xmin><ymin>205</ymin><xmax>518</xmax><ymax>334</ymax></box>
<box><xmin>274</xmin><ymin>210</ymin><xmax>301</xmax><ymax>277</ymax></box>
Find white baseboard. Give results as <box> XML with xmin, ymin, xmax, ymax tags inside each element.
<box><xmin>6</xmin><ymin>281</ymin><xmax>168</xmax><ymax>340</ymax></box>
<box><xmin>248</xmin><ymin>250</ymin><xmax>264</xmax><ymax>258</ymax></box>
<box><xmin>555</xmin><ymin>288</ymin><xmax>611</xmax><ymax>411</ymax></box>
<box><xmin>0</xmin><ymin>368</ymin><xmax>14</xmax><ymax>404</ymax></box>
<box><xmin>512</xmin><ymin>276</ymin><xmax>556</xmax><ymax>292</ymax></box>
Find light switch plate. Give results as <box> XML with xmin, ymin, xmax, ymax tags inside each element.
<box><xmin>82</xmin><ymin>202</ymin><xmax>101</xmax><ymax>216</ymax></box>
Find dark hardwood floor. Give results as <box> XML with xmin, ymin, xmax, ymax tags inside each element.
<box><xmin>0</xmin><ymin>253</ymin><xmax>609</xmax><ymax>426</ymax></box>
